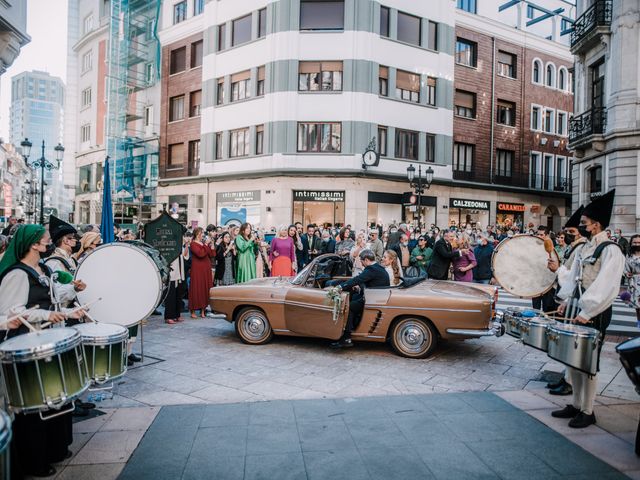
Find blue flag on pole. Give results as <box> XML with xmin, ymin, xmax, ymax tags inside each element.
<box><xmin>100</xmin><ymin>157</ymin><xmax>114</xmax><ymax>244</ymax></box>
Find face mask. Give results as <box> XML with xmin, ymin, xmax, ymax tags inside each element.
<box><xmin>578</xmin><ymin>225</ymin><xmax>591</xmax><ymax>239</ymax></box>
<box><xmin>71</xmin><ymin>241</ymin><xmax>82</xmax><ymax>254</ymax></box>
<box><xmin>564</xmin><ymin>233</ymin><xmax>575</xmax><ymax>245</ymax></box>
<box><xmin>632</xmin><ymin>246</ymin><xmax>640</xmax><ymax>253</ymax></box>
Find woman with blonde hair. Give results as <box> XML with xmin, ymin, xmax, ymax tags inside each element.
<box><xmin>381</xmin><ymin>249</ymin><xmax>402</xmax><ymax>286</ymax></box>
<box><xmin>350</xmin><ymin>231</ymin><xmax>367</xmax><ymax>276</ymax></box>
<box><xmin>270</xmin><ymin>225</ymin><xmax>296</xmax><ymax>276</ymax></box>
<box><xmin>452</xmin><ymin>235</ymin><xmax>477</xmax><ymax>282</ymax></box>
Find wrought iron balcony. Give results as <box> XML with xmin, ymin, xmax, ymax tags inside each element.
<box><xmin>569</xmin><ymin>107</ymin><xmax>607</xmax><ymax>147</ymax></box>
<box><xmin>570</xmin><ymin>0</ymin><xmax>612</xmax><ymax>53</ymax></box>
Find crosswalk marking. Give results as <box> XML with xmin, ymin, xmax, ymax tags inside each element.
<box><xmin>495</xmin><ymin>287</ymin><xmax>638</xmax><ymax>338</ymax></box>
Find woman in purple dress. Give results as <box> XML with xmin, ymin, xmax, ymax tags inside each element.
<box><xmin>452</xmin><ymin>236</ymin><xmax>477</xmax><ymax>282</ymax></box>
<box><xmin>270</xmin><ymin>225</ymin><xmax>296</xmax><ymax>276</ymax></box>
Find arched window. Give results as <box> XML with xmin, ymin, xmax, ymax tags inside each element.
<box><xmin>546</xmin><ymin>63</ymin><xmax>555</xmax><ymax>88</ymax></box>
<box><xmin>532</xmin><ymin>60</ymin><xmax>541</xmax><ymax>83</ymax></box>
<box><xmin>558</xmin><ymin>68</ymin><xmax>566</xmax><ymax>90</ymax></box>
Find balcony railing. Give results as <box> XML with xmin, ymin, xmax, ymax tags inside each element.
<box><xmin>571</xmin><ymin>0</ymin><xmax>612</xmax><ymax>50</ymax></box>
<box><xmin>453</xmin><ymin>169</ymin><xmax>571</xmax><ymax>193</ymax></box>
<box><xmin>569</xmin><ymin>107</ymin><xmax>607</xmax><ymax>145</ymax></box>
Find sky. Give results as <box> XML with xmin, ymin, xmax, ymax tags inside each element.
<box><xmin>0</xmin><ymin>0</ymin><xmax>68</xmax><ymax>140</ymax></box>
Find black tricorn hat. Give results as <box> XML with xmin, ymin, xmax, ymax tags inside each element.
<box><xmin>49</xmin><ymin>215</ymin><xmax>77</xmax><ymax>244</ymax></box>
<box><xmin>582</xmin><ymin>189</ymin><xmax>615</xmax><ymax>228</ymax></box>
<box><xmin>564</xmin><ymin>205</ymin><xmax>584</xmax><ymax>229</ymax></box>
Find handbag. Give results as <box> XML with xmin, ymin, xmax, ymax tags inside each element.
<box><xmin>404</xmin><ymin>266</ymin><xmax>420</xmax><ymax>278</ymax></box>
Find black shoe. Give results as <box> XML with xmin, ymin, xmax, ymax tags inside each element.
<box><xmin>546</xmin><ymin>378</ymin><xmax>566</xmax><ymax>389</ymax></box>
<box><xmin>72</xmin><ymin>405</ymin><xmax>89</xmax><ymax>417</ymax></box>
<box><xmin>549</xmin><ymin>382</ymin><xmax>573</xmax><ymax>396</ymax></box>
<box><xmin>551</xmin><ymin>404</ymin><xmax>580</xmax><ymax>418</ymax></box>
<box><xmin>568</xmin><ymin>411</ymin><xmax>596</xmax><ymax>428</ymax></box>
<box><xmin>127</xmin><ymin>358</ymin><xmax>134</xmax><ymax>367</ymax></box>
<box><xmin>128</xmin><ymin>353</ymin><xmax>141</xmax><ymax>363</ymax></box>
<box><xmin>77</xmin><ymin>401</ymin><xmax>96</xmax><ymax>409</ymax></box>
<box><xmin>330</xmin><ymin>338</ymin><xmax>353</xmax><ymax>349</ymax></box>
<box><xmin>29</xmin><ymin>465</ymin><xmax>56</xmax><ymax>477</ymax></box>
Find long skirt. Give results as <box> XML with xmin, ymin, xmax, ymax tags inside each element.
<box><xmin>271</xmin><ymin>256</ymin><xmax>293</xmax><ymax>277</ymax></box>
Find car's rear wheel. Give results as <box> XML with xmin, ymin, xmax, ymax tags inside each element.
<box><xmin>235</xmin><ymin>307</ymin><xmax>274</xmax><ymax>345</ymax></box>
<box><xmin>389</xmin><ymin>317</ymin><xmax>437</xmax><ymax>359</ymax></box>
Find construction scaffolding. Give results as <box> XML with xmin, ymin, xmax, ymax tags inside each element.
<box><xmin>105</xmin><ymin>0</ymin><xmax>161</xmax><ymax>210</ymax></box>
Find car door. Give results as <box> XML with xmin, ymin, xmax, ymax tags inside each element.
<box><xmin>284</xmin><ymin>287</ymin><xmax>348</xmax><ymax>340</ymax></box>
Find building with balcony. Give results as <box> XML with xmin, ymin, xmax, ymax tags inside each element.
<box><xmin>0</xmin><ymin>2</ymin><xmax>29</xmax><ymax>76</ymax></box>
<box><xmin>453</xmin><ymin>7</ymin><xmax>574</xmax><ymax>231</ymax></box>
<box><xmin>569</xmin><ymin>0</ymin><xmax>638</xmax><ymax>232</ymax></box>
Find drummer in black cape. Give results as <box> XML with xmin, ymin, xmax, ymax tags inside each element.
<box><xmin>43</xmin><ymin>215</ymin><xmax>80</xmax><ymax>283</ymax></box>
<box><xmin>552</xmin><ymin>190</ymin><xmax>625</xmax><ymax>428</ymax></box>
<box><xmin>545</xmin><ymin>205</ymin><xmax>587</xmax><ymax>396</ymax></box>
<box><xmin>0</xmin><ymin>224</ymin><xmax>86</xmax><ymax>478</ymax></box>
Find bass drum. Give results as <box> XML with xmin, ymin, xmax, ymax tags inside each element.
<box><xmin>75</xmin><ymin>241</ymin><xmax>169</xmax><ymax>327</ymax></box>
<box><xmin>492</xmin><ymin>235</ymin><xmax>560</xmax><ymax>298</ymax></box>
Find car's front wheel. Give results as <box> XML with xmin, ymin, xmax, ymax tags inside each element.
<box><xmin>235</xmin><ymin>307</ymin><xmax>274</xmax><ymax>345</ymax></box>
<box><xmin>389</xmin><ymin>317</ymin><xmax>437</xmax><ymax>359</ymax></box>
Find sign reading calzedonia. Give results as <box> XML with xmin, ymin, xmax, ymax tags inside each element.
<box><xmin>293</xmin><ymin>190</ymin><xmax>345</xmax><ymax>202</ymax></box>
<box><xmin>144</xmin><ymin>211</ymin><xmax>186</xmax><ymax>264</ymax></box>
<box><xmin>449</xmin><ymin>198</ymin><xmax>490</xmax><ymax>210</ymax></box>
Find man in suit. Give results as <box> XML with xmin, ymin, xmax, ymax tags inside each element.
<box><xmin>305</xmin><ymin>224</ymin><xmax>322</xmax><ymax>261</ymax></box>
<box><xmin>427</xmin><ymin>230</ymin><xmax>466</xmax><ymax>280</ymax></box>
<box><xmin>320</xmin><ymin>230</ymin><xmax>336</xmax><ymax>254</ymax></box>
<box><xmin>330</xmin><ymin>249</ymin><xmax>390</xmax><ymax>348</ymax></box>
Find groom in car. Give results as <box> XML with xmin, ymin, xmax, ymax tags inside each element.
<box><xmin>330</xmin><ymin>249</ymin><xmax>390</xmax><ymax>349</ymax></box>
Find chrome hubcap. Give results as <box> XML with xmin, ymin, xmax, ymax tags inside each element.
<box><xmin>243</xmin><ymin>314</ymin><xmax>267</xmax><ymax>339</ymax></box>
<box><xmin>396</xmin><ymin>321</ymin><xmax>429</xmax><ymax>354</ymax></box>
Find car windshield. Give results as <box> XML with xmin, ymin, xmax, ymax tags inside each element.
<box><xmin>290</xmin><ymin>263</ymin><xmax>313</xmax><ymax>285</ymax></box>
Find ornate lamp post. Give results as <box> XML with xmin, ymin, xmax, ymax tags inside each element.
<box><xmin>406</xmin><ymin>164</ymin><xmax>434</xmax><ymax>231</ymax></box>
<box><xmin>20</xmin><ymin>138</ymin><xmax>64</xmax><ymax>225</ymax></box>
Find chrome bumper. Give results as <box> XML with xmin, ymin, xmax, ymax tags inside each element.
<box><xmin>446</xmin><ymin>321</ymin><xmax>505</xmax><ymax>338</ymax></box>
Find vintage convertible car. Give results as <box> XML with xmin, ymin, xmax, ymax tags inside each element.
<box><xmin>209</xmin><ymin>254</ymin><xmax>503</xmax><ymax>358</ymax></box>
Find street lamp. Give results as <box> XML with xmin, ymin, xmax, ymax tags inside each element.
<box><xmin>406</xmin><ymin>164</ymin><xmax>435</xmax><ymax>231</ymax></box>
<box><xmin>21</xmin><ymin>138</ymin><xmax>64</xmax><ymax>225</ymax></box>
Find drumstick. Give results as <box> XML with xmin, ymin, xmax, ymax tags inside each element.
<box><xmin>74</xmin><ymin>301</ymin><xmax>99</xmax><ymax>323</ymax></box>
<box><xmin>41</xmin><ymin>298</ymin><xmax>102</xmax><ymax>329</ymax></box>
<box><xmin>0</xmin><ymin>306</ymin><xmax>40</xmax><ymax>332</ymax></box>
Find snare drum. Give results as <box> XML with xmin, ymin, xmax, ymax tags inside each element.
<box><xmin>0</xmin><ymin>410</ymin><xmax>11</xmax><ymax>480</ymax></box>
<box><xmin>503</xmin><ymin>307</ymin><xmax>544</xmax><ymax>338</ymax></box>
<box><xmin>74</xmin><ymin>323</ymin><xmax>129</xmax><ymax>384</ymax></box>
<box><xmin>520</xmin><ymin>316</ymin><xmax>556</xmax><ymax>352</ymax></box>
<box><xmin>0</xmin><ymin>329</ymin><xmax>90</xmax><ymax>413</ymax></box>
<box><xmin>547</xmin><ymin>323</ymin><xmax>601</xmax><ymax>375</ymax></box>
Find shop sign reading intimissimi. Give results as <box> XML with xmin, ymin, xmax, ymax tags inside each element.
<box><xmin>293</xmin><ymin>190</ymin><xmax>345</xmax><ymax>202</ymax></box>
<box><xmin>449</xmin><ymin>198</ymin><xmax>490</xmax><ymax>210</ymax></box>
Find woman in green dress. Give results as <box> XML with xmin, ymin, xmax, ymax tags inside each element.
<box><xmin>235</xmin><ymin>222</ymin><xmax>256</xmax><ymax>283</ymax></box>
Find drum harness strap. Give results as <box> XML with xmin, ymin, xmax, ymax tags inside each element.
<box><xmin>43</xmin><ymin>257</ymin><xmax>76</xmax><ymax>312</ymax></box>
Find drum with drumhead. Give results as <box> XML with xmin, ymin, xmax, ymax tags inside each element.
<box><xmin>74</xmin><ymin>323</ymin><xmax>129</xmax><ymax>384</ymax></box>
<box><xmin>74</xmin><ymin>241</ymin><xmax>169</xmax><ymax>328</ymax></box>
<box><xmin>547</xmin><ymin>323</ymin><xmax>600</xmax><ymax>375</ymax></box>
<box><xmin>616</xmin><ymin>337</ymin><xmax>640</xmax><ymax>392</ymax></box>
<box><xmin>0</xmin><ymin>328</ymin><xmax>90</xmax><ymax>413</ymax></box>
<box><xmin>520</xmin><ymin>316</ymin><xmax>556</xmax><ymax>352</ymax></box>
<box><xmin>492</xmin><ymin>235</ymin><xmax>560</xmax><ymax>298</ymax></box>
<box><xmin>0</xmin><ymin>409</ymin><xmax>11</xmax><ymax>480</ymax></box>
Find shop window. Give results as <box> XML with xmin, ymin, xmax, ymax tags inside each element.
<box><xmin>215</xmin><ymin>132</ymin><xmax>223</xmax><ymax>159</ymax></box>
<box><xmin>426</xmin><ymin>134</ymin><xmax>435</xmax><ymax>163</ymax></box>
<box><xmin>380</xmin><ymin>6</ymin><xmax>390</xmax><ymax>37</ymax></box>
<box><xmin>258</xmin><ymin>8</ymin><xmax>267</xmax><ymax>38</ymax></box>
<box><xmin>378</xmin><ymin>126</ymin><xmax>387</xmax><ymax>156</ymax></box>
<box><xmin>256</xmin><ymin>125</ymin><xmax>264</xmax><ymax>155</ymax></box>
<box><xmin>230</xmin><ymin>128</ymin><xmax>250</xmax><ymax>157</ymax></box>
<box><xmin>455</xmin><ymin>90</ymin><xmax>475</xmax><ymax>118</ymax></box>
<box><xmin>454</xmin><ymin>142</ymin><xmax>473</xmax><ymax>172</ymax></box>
<box><xmin>191</xmin><ymin>40</ymin><xmax>203</xmax><ymax>68</ymax></box>
<box><xmin>231</xmin><ymin>70</ymin><xmax>251</xmax><ymax>102</ymax></box>
<box><xmin>189</xmin><ymin>90</ymin><xmax>201</xmax><ymax>117</ymax></box>
<box><xmin>169</xmin><ymin>95</ymin><xmax>185</xmax><ymax>121</ymax></box>
<box><xmin>428</xmin><ymin>21</ymin><xmax>438</xmax><ymax>51</ymax></box>
<box><xmin>496</xmin><ymin>100</ymin><xmax>516</xmax><ymax>126</ymax></box>
<box><xmin>168</xmin><ymin>143</ymin><xmax>184</xmax><ymax>168</ymax></box>
<box><xmin>496</xmin><ymin>149</ymin><xmax>513</xmax><ymax>177</ymax></box>
<box><xmin>497</xmin><ymin>51</ymin><xmax>516</xmax><ymax>78</ymax></box>
<box><xmin>395</xmin><ymin>129</ymin><xmax>419</xmax><ymax>160</ymax></box>
<box><xmin>257</xmin><ymin>66</ymin><xmax>265</xmax><ymax>96</ymax></box>
<box><xmin>216</xmin><ymin>78</ymin><xmax>224</xmax><ymax>105</ymax></box>
<box><xmin>217</xmin><ymin>24</ymin><xmax>226</xmax><ymax>52</ymax></box>
<box><xmin>455</xmin><ymin>38</ymin><xmax>477</xmax><ymax>67</ymax></box>
<box><xmin>173</xmin><ymin>1</ymin><xmax>187</xmax><ymax>25</ymax></box>
<box><xmin>379</xmin><ymin>66</ymin><xmax>388</xmax><ymax>96</ymax></box>
<box><xmin>232</xmin><ymin>14</ymin><xmax>252</xmax><ymax>47</ymax></box>
<box><xmin>298</xmin><ymin>61</ymin><xmax>343</xmax><ymax>91</ymax></box>
<box><xmin>300</xmin><ymin>0</ymin><xmax>344</xmax><ymax>31</ymax></box>
<box><xmin>396</xmin><ymin>69</ymin><xmax>420</xmax><ymax>103</ymax></box>
<box><xmin>426</xmin><ymin>77</ymin><xmax>436</xmax><ymax>106</ymax></box>
<box><xmin>297</xmin><ymin>122</ymin><xmax>342</xmax><ymax>152</ymax></box>
<box><xmin>170</xmin><ymin>47</ymin><xmax>186</xmax><ymax>74</ymax></box>
<box><xmin>397</xmin><ymin>11</ymin><xmax>421</xmax><ymax>46</ymax></box>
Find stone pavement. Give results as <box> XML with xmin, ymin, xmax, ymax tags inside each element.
<box><xmin>42</xmin><ymin>314</ymin><xmax>640</xmax><ymax>479</ymax></box>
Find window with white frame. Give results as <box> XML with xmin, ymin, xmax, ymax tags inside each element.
<box><xmin>169</xmin><ymin>95</ymin><xmax>185</xmax><ymax>122</ymax></box>
<box><xmin>83</xmin><ymin>14</ymin><xmax>94</xmax><ymax>35</ymax></box>
<box><xmin>543</xmin><ymin>154</ymin><xmax>554</xmax><ymax>189</ymax></box>
<box><xmin>80</xmin><ymin>124</ymin><xmax>91</xmax><ymax>143</ymax></box>
<box><xmin>173</xmin><ymin>1</ymin><xmax>187</xmax><ymax>24</ymax></box>
<box><xmin>230</xmin><ymin>70</ymin><xmax>251</xmax><ymax>102</ymax></box>
<box><xmin>545</xmin><ymin>63</ymin><xmax>556</xmax><ymax>88</ymax></box>
<box><xmin>82</xmin><ymin>51</ymin><xmax>93</xmax><ymax>73</ymax></box>
<box><xmin>256</xmin><ymin>125</ymin><xmax>264</xmax><ymax>155</ymax></box>
<box><xmin>230</xmin><ymin>128</ymin><xmax>250</xmax><ymax>157</ymax></box>
<box><xmin>532</xmin><ymin>59</ymin><xmax>542</xmax><ymax>84</ymax></box>
<box><xmin>531</xmin><ymin>105</ymin><xmax>541</xmax><ymax>130</ymax></box>
<box><xmin>530</xmin><ymin>152</ymin><xmax>542</xmax><ymax>188</ymax></box>
<box><xmin>543</xmin><ymin>108</ymin><xmax>555</xmax><ymax>133</ymax></box>
<box><xmin>145</xmin><ymin>63</ymin><xmax>154</xmax><ymax>84</ymax></box>
<box><xmin>215</xmin><ymin>132</ymin><xmax>223</xmax><ymax>159</ymax></box>
<box><xmin>558</xmin><ymin>67</ymin><xmax>567</xmax><ymax>91</ymax></box>
<box><xmin>426</xmin><ymin>77</ymin><xmax>436</xmax><ymax>106</ymax></box>
<box><xmin>555</xmin><ymin>156</ymin><xmax>567</xmax><ymax>189</ymax></box>
<box><xmin>193</xmin><ymin>0</ymin><xmax>204</xmax><ymax>16</ymax></box>
<box><xmin>297</xmin><ymin>122</ymin><xmax>342</xmax><ymax>152</ymax></box>
<box><xmin>557</xmin><ymin>111</ymin><xmax>567</xmax><ymax>136</ymax></box>
<box><xmin>396</xmin><ymin>69</ymin><xmax>420</xmax><ymax>103</ymax></box>
<box><xmin>298</xmin><ymin>61</ymin><xmax>343</xmax><ymax>91</ymax></box>
<box><xmin>81</xmin><ymin>87</ymin><xmax>92</xmax><ymax>108</ymax></box>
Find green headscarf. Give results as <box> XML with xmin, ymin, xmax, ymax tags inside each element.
<box><xmin>0</xmin><ymin>224</ymin><xmax>45</xmax><ymax>280</ymax></box>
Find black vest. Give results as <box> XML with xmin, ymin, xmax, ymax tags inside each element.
<box><xmin>3</xmin><ymin>263</ymin><xmax>52</xmax><ymax>338</ymax></box>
